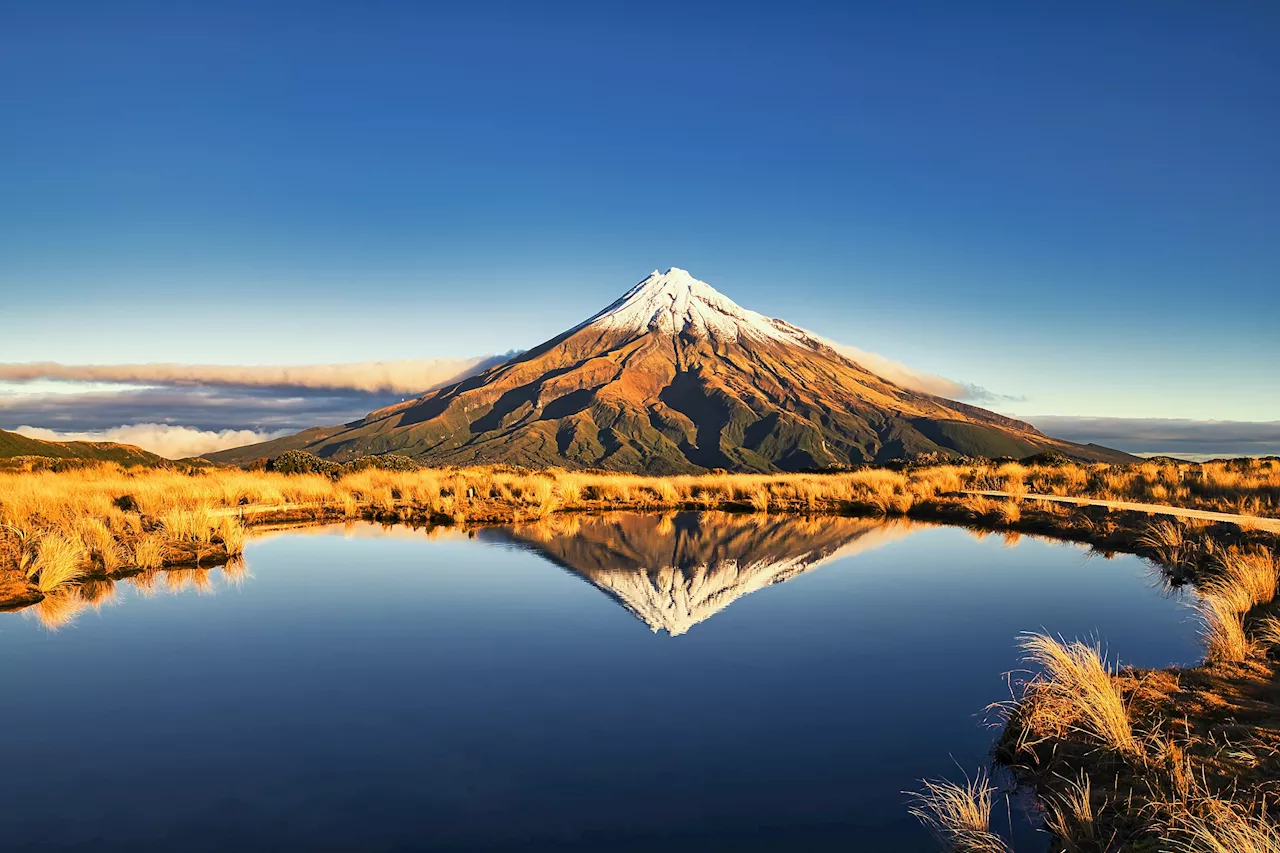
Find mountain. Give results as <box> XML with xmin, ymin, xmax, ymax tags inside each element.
<box><xmin>0</xmin><ymin>428</ymin><xmax>172</xmax><ymax>467</ymax></box>
<box><xmin>485</xmin><ymin>512</ymin><xmax>919</xmax><ymax>636</ymax></box>
<box><xmin>210</xmin><ymin>268</ymin><xmax>1133</xmax><ymax>471</ymax></box>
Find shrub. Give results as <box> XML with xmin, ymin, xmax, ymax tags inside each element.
<box><xmin>266</xmin><ymin>450</ymin><xmax>342</xmax><ymax>476</ymax></box>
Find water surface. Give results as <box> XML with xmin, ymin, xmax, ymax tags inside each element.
<box><xmin>0</xmin><ymin>513</ymin><xmax>1201</xmax><ymax>852</ymax></box>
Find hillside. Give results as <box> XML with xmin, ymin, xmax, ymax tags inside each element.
<box><xmin>0</xmin><ymin>428</ymin><xmax>172</xmax><ymax>467</ymax></box>
<box><xmin>210</xmin><ymin>268</ymin><xmax>1134</xmax><ymax>471</ymax></box>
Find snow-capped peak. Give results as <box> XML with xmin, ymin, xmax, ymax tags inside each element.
<box><xmin>581</xmin><ymin>267</ymin><xmax>816</xmax><ymax>345</ymax></box>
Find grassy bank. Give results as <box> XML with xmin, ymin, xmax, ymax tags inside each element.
<box><xmin>4</xmin><ymin>457</ymin><xmax>1280</xmax><ymax>612</ymax></box>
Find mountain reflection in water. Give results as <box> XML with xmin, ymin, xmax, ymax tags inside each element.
<box><xmin>1</xmin><ymin>513</ymin><xmax>1204</xmax><ymax>853</ymax></box>
<box><xmin>485</xmin><ymin>512</ymin><xmax>920</xmax><ymax>635</ymax></box>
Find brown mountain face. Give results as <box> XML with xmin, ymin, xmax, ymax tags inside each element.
<box><xmin>210</xmin><ymin>268</ymin><xmax>1133</xmax><ymax>471</ymax></box>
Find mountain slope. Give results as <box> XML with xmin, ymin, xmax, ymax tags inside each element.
<box><xmin>210</xmin><ymin>268</ymin><xmax>1133</xmax><ymax>471</ymax></box>
<box><xmin>0</xmin><ymin>428</ymin><xmax>171</xmax><ymax>467</ymax></box>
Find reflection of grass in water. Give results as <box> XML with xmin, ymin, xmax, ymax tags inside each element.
<box><xmin>132</xmin><ymin>569</ymin><xmax>161</xmax><ymax>598</ymax></box>
<box><xmin>26</xmin><ymin>561</ymin><xmax>239</xmax><ymax>630</ymax></box>
<box><xmin>78</xmin><ymin>577</ymin><xmax>117</xmax><ymax>608</ymax></box>
<box><xmin>30</xmin><ymin>589</ymin><xmax>85</xmax><ymax>630</ymax></box>
<box><xmin>164</xmin><ymin>568</ymin><xmax>214</xmax><ymax>595</ymax></box>
<box><xmin>220</xmin><ymin>557</ymin><xmax>249</xmax><ymax>587</ymax></box>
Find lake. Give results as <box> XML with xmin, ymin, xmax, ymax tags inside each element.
<box><xmin>0</xmin><ymin>513</ymin><xmax>1202</xmax><ymax>852</ymax></box>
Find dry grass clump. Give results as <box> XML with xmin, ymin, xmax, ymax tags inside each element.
<box><xmin>131</xmin><ymin>534</ymin><xmax>166</xmax><ymax>569</ymax></box>
<box><xmin>1015</xmin><ymin>634</ymin><xmax>1137</xmax><ymax>756</ymax></box>
<box><xmin>1203</xmin><ymin>548</ymin><xmax>1279</xmax><ymax>613</ymax></box>
<box><xmin>1255</xmin><ymin>614</ymin><xmax>1280</xmax><ymax>649</ymax></box>
<box><xmin>1139</xmin><ymin>520</ymin><xmax>1192</xmax><ymax>568</ymax></box>
<box><xmin>29</xmin><ymin>531</ymin><xmax>85</xmax><ymax>592</ymax></box>
<box><xmin>1167</xmin><ymin>797</ymin><xmax>1280</xmax><ymax>853</ymax></box>
<box><xmin>76</xmin><ymin>516</ymin><xmax>123</xmax><ymax>572</ymax></box>
<box><xmin>1042</xmin><ymin>772</ymin><xmax>1106</xmax><ymax>852</ymax></box>
<box><xmin>1197</xmin><ymin>594</ymin><xmax>1251</xmax><ymax>663</ymax></box>
<box><xmin>908</xmin><ymin>770</ymin><xmax>1012</xmax><ymax>853</ymax></box>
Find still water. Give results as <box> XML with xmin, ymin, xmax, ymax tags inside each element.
<box><xmin>0</xmin><ymin>514</ymin><xmax>1201</xmax><ymax>852</ymax></box>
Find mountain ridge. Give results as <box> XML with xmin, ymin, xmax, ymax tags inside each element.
<box><xmin>209</xmin><ymin>268</ymin><xmax>1134</xmax><ymax>470</ymax></box>
<box><xmin>0</xmin><ymin>428</ymin><xmax>175</xmax><ymax>467</ymax></box>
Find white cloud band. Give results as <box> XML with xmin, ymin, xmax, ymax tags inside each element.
<box><xmin>13</xmin><ymin>424</ymin><xmax>291</xmax><ymax>460</ymax></box>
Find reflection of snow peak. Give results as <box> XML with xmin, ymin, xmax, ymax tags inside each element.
<box><xmin>580</xmin><ymin>267</ymin><xmax>817</xmax><ymax>347</ymax></box>
<box><xmin>495</xmin><ymin>514</ymin><xmax>920</xmax><ymax>636</ymax></box>
<box><xmin>589</xmin><ymin>553</ymin><xmax>816</xmax><ymax>636</ymax></box>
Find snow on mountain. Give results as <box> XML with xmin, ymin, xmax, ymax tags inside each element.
<box><xmin>580</xmin><ymin>267</ymin><xmax>818</xmax><ymax>347</ymax></box>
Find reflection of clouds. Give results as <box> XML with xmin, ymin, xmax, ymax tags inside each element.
<box><xmin>1026</xmin><ymin>416</ymin><xmax>1280</xmax><ymax>459</ymax></box>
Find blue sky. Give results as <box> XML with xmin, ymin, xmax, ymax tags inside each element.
<box><xmin>2</xmin><ymin>2</ymin><xmax>1278</xmax><ymax>451</ymax></box>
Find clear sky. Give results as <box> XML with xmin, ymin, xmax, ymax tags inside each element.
<box><xmin>2</xmin><ymin>1</ymin><xmax>1278</xmax><ymax>426</ymax></box>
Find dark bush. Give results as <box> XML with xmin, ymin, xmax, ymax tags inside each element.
<box><xmin>342</xmin><ymin>454</ymin><xmax>421</xmax><ymax>473</ymax></box>
<box><xmin>1020</xmin><ymin>450</ymin><xmax>1070</xmax><ymax>467</ymax></box>
<box><xmin>266</xmin><ymin>450</ymin><xmax>422</xmax><ymax>477</ymax></box>
<box><xmin>266</xmin><ymin>450</ymin><xmax>343</xmax><ymax>476</ymax></box>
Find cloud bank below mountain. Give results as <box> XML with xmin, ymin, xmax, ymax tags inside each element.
<box><xmin>1025</xmin><ymin>416</ymin><xmax>1280</xmax><ymax>461</ymax></box>
<box><xmin>13</xmin><ymin>424</ymin><xmax>292</xmax><ymax>459</ymax></box>
<box><xmin>0</xmin><ymin>356</ymin><xmax>514</xmax><ymax>395</ymax></box>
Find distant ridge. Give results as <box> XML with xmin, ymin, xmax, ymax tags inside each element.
<box><xmin>0</xmin><ymin>428</ymin><xmax>173</xmax><ymax>467</ymax></box>
<box><xmin>210</xmin><ymin>268</ymin><xmax>1135</xmax><ymax>471</ymax></box>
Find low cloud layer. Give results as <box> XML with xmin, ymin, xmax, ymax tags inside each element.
<box><xmin>0</xmin><ymin>355</ymin><xmax>513</xmax><ymax>395</ymax></box>
<box><xmin>0</xmin><ymin>384</ymin><xmax>399</xmax><ymax>433</ymax></box>
<box><xmin>827</xmin><ymin>342</ymin><xmax>1012</xmax><ymax>404</ymax></box>
<box><xmin>13</xmin><ymin>423</ymin><xmax>291</xmax><ymax>459</ymax></box>
<box><xmin>1027</xmin><ymin>416</ymin><xmax>1280</xmax><ymax>460</ymax></box>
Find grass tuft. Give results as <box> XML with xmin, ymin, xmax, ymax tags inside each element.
<box><xmin>1016</xmin><ymin>633</ymin><xmax>1137</xmax><ymax>756</ymax></box>
<box><xmin>31</xmin><ymin>532</ymin><xmax>85</xmax><ymax>592</ymax></box>
<box><xmin>908</xmin><ymin>770</ymin><xmax>1012</xmax><ymax>853</ymax></box>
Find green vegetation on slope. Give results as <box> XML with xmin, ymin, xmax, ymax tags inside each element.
<box><xmin>0</xmin><ymin>428</ymin><xmax>172</xmax><ymax>468</ymax></box>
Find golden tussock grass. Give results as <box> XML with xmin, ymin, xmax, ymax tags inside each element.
<box><xmin>1042</xmin><ymin>772</ymin><xmax>1106</xmax><ymax>852</ymax></box>
<box><xmin>908</xmin><ymin>770</ymin><xmax>1011</xmax><ymax>853</ymax></box>
<box><xmin>1197</xmin><ymin>594</ymin><xmax>1251</xmax><ymax>663</ymax></box>
<box><xmin>1015</xmin><ymin>633</ymin><xmax>1137</xmax><ymax>756</ymax></box>
<box><xmin>2</xmin><ymin>456</ymin><xmax>1279</xmax><ymax>595</ymax></box>
<box><xmin>1166</xmin><ymin>795</ymin><xmax>1280</xmax><ymax>853</ymax></box>
<box><xmin>30</xmin><ymin>531</ymin><xmax>85</xmax><ymax>592</ymax></box>
<box><xmin>1138</xmin><ymin>520</ymin><xmax>1191</xmax><ymax>568</ymax></box>
<box><xmin>1203</xmin><ymin>548</ymin><xmax>1278</xmax><ymax>614</ymax></box>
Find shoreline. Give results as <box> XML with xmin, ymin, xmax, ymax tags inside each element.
<box><xmin>4</xmin><ymin>487</ymin><xmax>1274</xmax><ymax>612</ymax></box>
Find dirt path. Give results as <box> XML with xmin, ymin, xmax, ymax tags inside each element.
<box><xmin>963</xmin><ymin>490</ymin><xmax>1280</xmax><ymax>533</ymax></box>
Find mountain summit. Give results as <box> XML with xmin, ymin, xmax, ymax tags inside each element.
<box><xmin>581</xmin><ymin>267</ymin><xmax>813</xmax><ymax>345</ymax></box>
<box><xmin>211</xmin><ymin>268</ymin><xmax>1131</xmax><ymax>471</ymax></box>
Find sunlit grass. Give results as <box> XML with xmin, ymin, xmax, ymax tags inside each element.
<box><xmin>1016</xmin><ymin>633</ymin><xmax>1137</xmax><ymax>756</ymax></box>
<box><xmin>908</xmin><ymin>770</ymin><xmax>1011</xmax><ymax>853</ymax></box>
